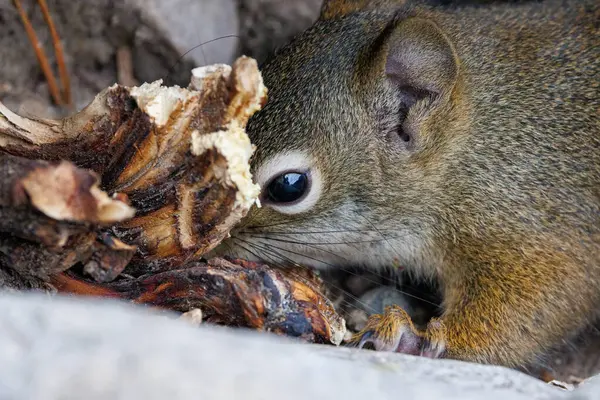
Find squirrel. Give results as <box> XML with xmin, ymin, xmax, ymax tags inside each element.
<box><xmin>210</xmin><ymin>0</ymin><xmax>600</xmax><ymax>368</ymax></box>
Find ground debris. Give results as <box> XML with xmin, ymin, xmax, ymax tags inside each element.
<box><xmin>0</xmin><ymin>56</ymin><xmax>346</xmax><ymax>345</ymax></box>
<box><xmin>52</xmin><ymin>257</ymin><xmax>346</xmax><ymax>345</ymax></box>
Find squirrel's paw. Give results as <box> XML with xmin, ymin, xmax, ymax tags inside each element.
<box><xmin>350</xmin><ymin>305</ymin><xmax>446</xmax><ymax>358</ymax></box>
<box><xmin>421</xmin><ymin>317</ymin><xmax>447</xmax><ymax>358</ymax></box>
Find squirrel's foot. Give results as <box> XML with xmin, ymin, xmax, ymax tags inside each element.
<box><xmin>421</xmin><ymin>317</ymin><xmax>446</xmax><ymax>358</ymax></box>
<box><xmin>350</xmin><ymin>305</ymin><xmax>446</xmax><ymax>358</ymax></box>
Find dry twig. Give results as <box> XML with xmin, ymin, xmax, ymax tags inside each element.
<box><xmin>12</xmin><ymin>0</ymin><xmax>72</xmax><ymax>108</ymax></box>
<box><xmin>36</xmin><ymin>0</ymin><xmax>71</xmax><ymax>106</ymax></box>
<box><xmin>116</xmin><ymin>46</ymin><xmax>138</xmax><ymax>87</ymax></box>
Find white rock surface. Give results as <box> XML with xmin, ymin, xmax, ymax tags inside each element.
<box><xmin>0</xmin><ymin>293</ymin><xmax>595</xmax><ymax>400</ymax></box>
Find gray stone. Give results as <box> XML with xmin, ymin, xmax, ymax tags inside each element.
<box><xmin>571</xmin><ymin>375</ymin><xmax>600</xmax><ymax>399</ymax></box>
<box><xmin>126</xmin><ymin>0</ymin><xmax>239</xmax><ymax>67</ymax></box>
<box><xmin>2</xmin><ymin>293</ymin><xmax>595</xmax><ymax>400</ymax></box>
<box><xmin>237</xmin><ymin>0</ymin><xmax>323</xmax><ymax>63</ymax></box>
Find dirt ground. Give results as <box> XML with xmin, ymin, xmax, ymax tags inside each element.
<box><xmin>0</xmin><ymin>0</ymin><xmax>322</xmax><ymax>117</ymax></box>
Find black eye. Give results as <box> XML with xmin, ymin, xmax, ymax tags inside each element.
<box><xmin>266</xmin><ymin>172</ymin><xmax>309</xmax><ymax>204</ymax></box>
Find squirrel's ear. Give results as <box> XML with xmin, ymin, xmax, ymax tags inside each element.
<box><xmin>385</xmin><ymin>17</ymin><xmax>458</xmax><ymax>105</ymax></box>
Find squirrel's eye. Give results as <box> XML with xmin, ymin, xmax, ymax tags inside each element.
<box><xmin>255</xmin><ymin>152</ymin><xmax>321</xmax><ymax>215</ymax></box>
<box><xmin>266</xmin><ymin>172</ymin><xmax>309</xmax><ymax>204</ymax></box>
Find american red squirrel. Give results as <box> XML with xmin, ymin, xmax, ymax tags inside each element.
<box><xmin>212</xmin><ymin>0</ymin><xmax>600</xmax><ymax>368</ymax></box>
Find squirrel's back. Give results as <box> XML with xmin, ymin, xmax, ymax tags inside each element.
<box><xmin>434</xmin><ymin>1</ymin><xmax>599</xmax><ymax>260</ymax></box>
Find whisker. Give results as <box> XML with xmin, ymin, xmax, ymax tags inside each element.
<box><xmin>222</xmin><ymin>240</ymin><xmax>235</xmax><ymax>256</ymax></box>
<box><xmin>255</xmin><ymin>239</ymin><xmax>339</xmax><ymax>269</ymax></box>
<box><xmin>243</xmin><ymin>221</ymin><xmax>410</xmax><ymax>286</ymax></box>
<box><xmin>235</xmin><ymin>237</ymin><xmax>316</xmax><ymax>280</ymax></box>
<box><xmin>234</xmin><ymin>238</ymin><xmax>343</xmax><ymax>303</ymax></box>
<box><xmin>247</xmin><ymin>240</ymin><xmax>383</xmax><ymax>315</ymax></box>
<box><xmin>241</xmin><ymin>228</ymin><xmax>396</xmax><ymax>235</ymax></box>
<box><xmin>250</xmin><ymin>235</ymin><xmax>404</xmax><ymax>291</ymax></box>
<box><xmin>254</xmin><ymin>235</ymin><xmax>356</xmax><ymax>265</ymax></box>
<box><xmin>163</xmin><ymin>34</ymin><xmax>241</xmax><ymax>83</ymax></box>
<box><xmin>255</xmin><ymin>239</ymin><xmax>440</xmax><ymax>308</ymax></box>
<box><xmin>338</xmin><ymin>299</ymin><xmax>361</xmax><ymax>312</ymax></box>
<box><xmin>232</xmin><ymin>239</ymin><xmax>280</xmax><ymax>267</ymax></box>
<box><xmin>233</xmin><ymin>239</ymin><xmax>321</xmax><ymax>292</ymax></box>
<box><xmin>227</xmin><ymin>239</ymin><xmax>351</xmax><ymax>316</ymax></box>
<box><xmin>242</xmin><ymin>214</ymin><xmax>332</xmax><ymax>230</ymax></box>
<box><xmin>239</xmin><ymin>210</ymin><xmax>441</xmax><ymax>309</ymax></box>
<box><xmin>247</xmin><ymin>234</ymin><xmax>402</xmax><ymax>246</ymax></box>
<box><xmin>356</xmin><ymin>205</ymin><xmax>404</xmax><ymax>266</ymax></box>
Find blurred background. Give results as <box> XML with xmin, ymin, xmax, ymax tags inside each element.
<box><xmin>0</xmin><ymin>0</ymin><xmax>323</xmax><ymax>117</ymax></box>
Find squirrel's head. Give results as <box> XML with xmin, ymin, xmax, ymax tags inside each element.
<box><xmin>212</xmin><ymin>1</ymin><xmax>469</xmax><ymax>272</ymax></box>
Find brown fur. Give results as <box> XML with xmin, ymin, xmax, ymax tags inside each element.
<box><xmin>320</xmin><ymin>0</ymin><xmax>405</xmax><ymax>19</ymax></box>
<box><xmin>213</xmin><ymin>0</ymin><xmax>600</xmax><ymax>368</ymax></box>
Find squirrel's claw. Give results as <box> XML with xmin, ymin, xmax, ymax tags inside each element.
<box><xmin>356</xmin><ymin>330</ymin><xmax>398</xmax><ymax>351</ymax></box>
<box><xmin>350</xmin><ymin>305</ymin><xmax>446</xmax><ymax>359</ymax></box>
<box><xmin>420</xmin><ymin>318</ymin><xmax>447</xmax><ymax>358</ymax></box>
<box><xmin>353</xmin><ymin>313</ymin><xmax>401</xmax><ymax>351</ymax></box>
<box><xmin>350</xmin><ymin>305</ymin><xmax>422</xmax><ymax>355</ymax></box>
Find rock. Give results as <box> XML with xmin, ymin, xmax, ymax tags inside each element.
<box><xmin>1</xmin><ymin>293</ymin><xmax>595</xmax><ymax>400</ymax></box>
<box><xmin>359</xmin><ymin>286</ymin><xmax>419</xmax><ymax>316</ymax></box>
<box><xmin>346</xmin><ymin>308</ymin><xmax>370</xmax><ymax>332</ymax></box>
<box><xmin>126</xmin><ymin>0</ymin><xmax>239</xmax><ymax>83</ymax></box>
<box><xmin>573</xmin><ymin>375</ymin><xmax>600</xmax><ymax>399</ymax></box>
<box><xmin>343</xmin><ymin>271</ymin><xmax>386</xmax><ymax>296</ymax></box>
<box><xmin>237</xmin><ymin>0</ymin><xmax>323</xmax><ymax>64</ymax></box>
<box><xmin>0</xmin><ymin>0</ymin><xmax>118</xmax><ymax>115</ymax></box>
<box><xmin>179</xmin><ymin>308</ymin><xmax>204</xmax><ymax>326</ymax></box>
